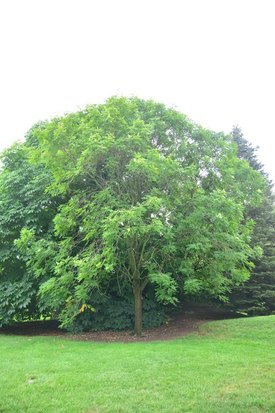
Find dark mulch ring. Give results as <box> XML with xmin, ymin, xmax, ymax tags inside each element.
<box><xmin>0</xmin><ymin>308</ymin><xmax>235</xmax><ymax>343</ymax></box>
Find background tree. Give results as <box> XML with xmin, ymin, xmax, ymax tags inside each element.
<box><xmin>229</xmin><ymin>126</ymin><xmax>275</xmax><ymax>315</ymax></box>
<box><xmin>0</xmin><ymin>134</ymin><xmax>58</xmax><ymax>327</ymax></box>
<box><xmin>16</xmin><ymin>97</ymin><xmax>264</xmax><ymax>335</ymax></box>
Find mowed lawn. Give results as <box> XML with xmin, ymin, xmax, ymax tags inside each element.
<box><xmin>0</xmin><ymin>316</ymin><xmax>274</xmax><ymax>413</ymax></box>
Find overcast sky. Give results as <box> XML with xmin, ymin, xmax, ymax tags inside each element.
<box><xmin>0</xmin><ymin>0</ymin><xmax>274</xmax><ymax>181</ymax></box>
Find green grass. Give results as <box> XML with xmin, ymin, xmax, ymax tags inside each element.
<box><xmin>0</xmin><ymin>316</ymin><xmax>274</xmax><ymax>413</ymax></box>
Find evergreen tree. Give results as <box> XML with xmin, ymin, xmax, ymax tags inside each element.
<box><xmin>229</xmin><ymin>126</ymin><xmax>275</xmax><ymax>314</ymax></box>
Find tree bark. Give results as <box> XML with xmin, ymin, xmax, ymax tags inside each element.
<box><xmin>133</xmin><ymin>285</ymin><xmax>142</xmax><ymax>336</ymax></box>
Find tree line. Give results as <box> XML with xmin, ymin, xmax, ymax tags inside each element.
<box><xmin>0</xmin><ymin>97</ymin><xmax>274</xmax><ymax>335</ymax></box>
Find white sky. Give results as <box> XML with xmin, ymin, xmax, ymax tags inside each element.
<box><xmin>0</xmin><ymin>0</ymin><xmax>274</xmax><ymax>181</ymax></box>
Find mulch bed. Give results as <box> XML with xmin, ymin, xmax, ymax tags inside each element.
<box><xmin>0</xmin><ymin>309</ymin><xmax>231</xmax><ymax>343</ymax></box>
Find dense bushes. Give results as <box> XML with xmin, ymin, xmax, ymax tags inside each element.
<box><xmin>68</xmin><ymin>288</ymin><xmax>167</xmax><ymax>333</ymax></box>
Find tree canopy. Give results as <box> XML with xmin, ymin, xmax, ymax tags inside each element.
<box><xmin>229</xmin><ymin>126</ymin><xmax>275</xmax><ymax>315</ymax></box>
<box><xmin>0</xmin><ymin>137</ymin><xmax>58</xmax><ymax>326</ymax></box>
<box><xmin>0</xmin><ymin>97</ymin><xmax>266</xmax><ymax>334</ymax></box>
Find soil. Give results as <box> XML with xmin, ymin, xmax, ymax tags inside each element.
<box><xmin>0</xmin><ymin>308</ymin><xmax>232</xmax><ymax>343</ymax></box>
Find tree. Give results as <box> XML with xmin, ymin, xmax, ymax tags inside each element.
<box><xmin>16</xmin><ymin>98</ymin><xmax>264</xmax><ymax>335</ymax></box>
<box><xmin>0</xmin><ymin>135</ymin><xmax>58</xmax><ymax>326</ymax></box>
<box><xmin>229</xmin><ymin>126</ymin><xmax>275</xmax><ymax>315</ymax></box>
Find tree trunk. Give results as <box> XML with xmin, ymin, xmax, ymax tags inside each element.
<box><xmin>134</xmin><ymin>285</ymin><xmax>142</xmax><ymax>336</ymax></box>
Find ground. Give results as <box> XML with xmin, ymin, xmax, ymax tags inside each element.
<box><xmin>0</xmin><ymin>315</ymin><xmax>274</xmax><ymax>412</ymax></box>
<box><xmin>0</xmin><ymin>310</ymin><xmax>228</xmax><ymax>342</ymax></box>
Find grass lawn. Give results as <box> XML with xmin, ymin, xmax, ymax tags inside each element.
<box><xmin>0</xmin><ymin>316</ymin><xmax>274</xmax><ymax>413</ymax></box>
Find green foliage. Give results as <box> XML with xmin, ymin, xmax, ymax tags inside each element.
<box><xmin>0</xmin><ymin>99</ymin><xmax>267</xmax><ymax>332</ymax></box>
<box><xmin>0</xmin><ymin>140</ymin><xmax>58</xmax><ymax>326</ymax></box>
<box><xmin>17</xmin><ymin>97</ymin><xmax>264</xmax><ymax>333</ymax></box>
<box><xmin>65</xmin><ymin>290</ymin><xmax>167</xmax><ymax>333</ymax></box>
<box><xmin>229</xmin><ymin>126</ymin><xmax>275</xmax><ymax>315</ymax></box>
<box><xmin>0</xmin><ymin>281</ymin><xmax>36</xmax><ymax>327</ymax></box>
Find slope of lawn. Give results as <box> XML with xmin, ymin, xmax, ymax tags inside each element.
<box><xmin>0</xmin><ymin>316</ymin><xmax>274</xmax><ymax>413</ymax></box>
